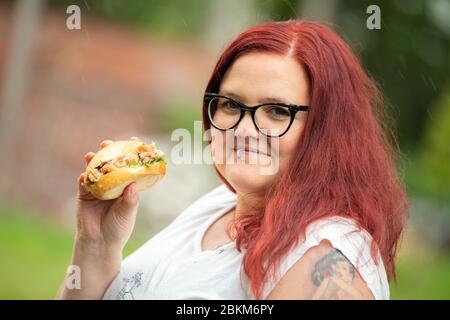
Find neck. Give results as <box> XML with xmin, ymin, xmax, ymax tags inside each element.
<box><xmin>224</xmin><ymin>190</ymin><xmax>265</xmax><ymax>240</ymax></box>
<box><xmin>234</xmin><ymin>190</ymin><xmax>266</xmax><ymax>217</ymax></box>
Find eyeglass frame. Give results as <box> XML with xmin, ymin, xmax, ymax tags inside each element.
<box><xmin>204</xmin><ymin>92</ymin><xmax>310</xmax><ymax>137</ymax></box>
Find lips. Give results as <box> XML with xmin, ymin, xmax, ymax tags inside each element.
<box><xmin>233</xmin><ymin>146</ymin><xmax>269</xmax><ymax>156</ymax></box>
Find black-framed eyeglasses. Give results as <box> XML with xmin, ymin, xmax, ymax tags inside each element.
<box><xmin>204</xmin><ymin>92</ymin><xmax>309</xmax><ymax>137</ymax></box>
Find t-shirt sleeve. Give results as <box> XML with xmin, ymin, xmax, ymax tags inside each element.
<box><xmin>261</xmin><ymin>216</ymin><xmax>390</xmax><ymax>300</ymax></box>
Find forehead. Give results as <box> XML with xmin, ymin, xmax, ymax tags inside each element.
<box><xmin>219</xmin><ymin>52</ymin><xmax>309</xmax><ymax>105</ymax></box>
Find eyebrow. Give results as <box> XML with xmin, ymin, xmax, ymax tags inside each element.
<box><xmin>219</xmin><ymin>90</ymin><xmax>291</xmax><ymax>105</ymax></box>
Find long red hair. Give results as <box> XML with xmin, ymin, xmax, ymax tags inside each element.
<box><xmin>202</xmin><ymin>20</ymin><xmax>409</xmax><ymax>299</ymax></box>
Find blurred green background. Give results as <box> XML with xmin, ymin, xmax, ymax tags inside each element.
<box><xmin>0</xmin><ymin>0</ymin><xmax>449</xmax><ymax>299</ymax></box>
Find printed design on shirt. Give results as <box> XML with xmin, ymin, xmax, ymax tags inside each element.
<box><xmin>116</xmin><ymin>272</ymin><xmax>143</xmax><ymax>300</ymax></box>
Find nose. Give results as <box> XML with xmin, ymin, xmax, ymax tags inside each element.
<box><xmin>233</xmin><ymin>111</ymin><xmax>259</xmax><ymax>139</ymax></box>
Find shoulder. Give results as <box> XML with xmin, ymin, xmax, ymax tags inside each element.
<box><xmin>264</xmin><ymin>216</ymin><xmax>389</xmax><ymax>300</ymax></box>
<box><xmin>266</xmin><ymin>239</ymin><xmax>374</xmax><ymax>300</ymax></box>
<box><xmin>196</xmin><ymin>184</ymin><xmax>237</xmax><ymax>207</ymax></box>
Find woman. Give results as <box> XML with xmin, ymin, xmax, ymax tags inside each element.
<box><xmin>56</xmin><ymin>20</ymin><xmax>409</xmax><ymax>300</ymax></box>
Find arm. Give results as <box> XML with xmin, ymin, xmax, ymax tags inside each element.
<box><xmin>265</xmin><ymin>239</ymin><xmax>375</xmax><ymax>300</ymax></box>
<box><xmin>55</xmin><ymin>240</ymin><xmax>122</xmax><ymax>300</ymax></box>
<box><xmin>56</xmin><ymin>138</ymin><xmax>141</xmax><ymax>299</ymax></box>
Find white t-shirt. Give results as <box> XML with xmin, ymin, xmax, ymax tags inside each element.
<box><xmin>102</xmin><ymin>184</ymin><xmax>390</xmax><ymax>300</ymax></box>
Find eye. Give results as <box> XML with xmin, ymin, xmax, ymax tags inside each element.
<box><xmin>216</xmin><ymin>98</ymin><xmax>240</xmax><ymax>113</ymax></box>
<box><xmin>219</xmin><ymin>100</ymin><xmax>239</xmax><ymax>110</ymax></box>
<box><xmin>264</xmin><ymin>105</ymin><xmax>291</xmax><ymax>118</ymax></box>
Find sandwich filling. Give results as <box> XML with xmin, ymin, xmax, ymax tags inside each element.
<box><xmin>86</xmin><ymin>142</ymin><xmax>166</xmax><ymax>185</ymax></box>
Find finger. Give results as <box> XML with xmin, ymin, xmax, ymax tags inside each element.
<box><xmin>130</xmin><ymin>136</ymin><xmax>140</xmax><ymax>141</ymax></box>
<box><xmin>77</xmin><ymin>174</ymin><xmax>97</xmax><ymax>202</ymax></box>
<box><xmin>100</xmin><ymin>140</ymin><xmax>113</xmax><ymax>149</ymax></box>
<box><xmin>77</xmin><ymin>173</ymin><xmax>90</xmax><ymax>197</ymax></box>
<box><xmin>84</xmin><ymin>152</ymin><xmax>95</xmax><ymax>166</ymax></box>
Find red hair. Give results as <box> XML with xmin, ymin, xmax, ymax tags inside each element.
<box><xmin>202</xmin><ymin>20</ymin><xmax>409</xmax><ymax>299</ymax></box>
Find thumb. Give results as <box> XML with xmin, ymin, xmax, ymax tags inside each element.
<box><xmin>116</xmin><ymin>182</ymin><xmax>140</xmax><ymax>217</ymax></box>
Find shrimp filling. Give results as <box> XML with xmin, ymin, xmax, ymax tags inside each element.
<box><xmin>86</xmin><ymin>142</ymin><xmax>165</xmax><ymax>184</ymax></box>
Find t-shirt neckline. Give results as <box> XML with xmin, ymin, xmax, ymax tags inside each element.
<box><xmin>194</xmin><ymin>203</ymin><xmax>236</xmax><ymax>254</ymax></box>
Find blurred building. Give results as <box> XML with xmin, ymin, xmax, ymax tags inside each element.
<box><xmin>0</xmin><ymin>2</ymin><xmax>220</xmax><ymax>228</ymax></box>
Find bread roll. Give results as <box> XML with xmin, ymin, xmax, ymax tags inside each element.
<box><xmin>83</xmin><ymin>140</ymin><xmax>166</xmax><ymax>200</ymax></box>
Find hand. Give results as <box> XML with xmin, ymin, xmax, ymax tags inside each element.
<box><xmin>75</xmin><ymin>136</ymin><xmax>141</xmax><ymax>251</ymax></box>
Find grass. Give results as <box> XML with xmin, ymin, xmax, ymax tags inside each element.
<box><xmin>0</xmin><ymin>206</ymin><xmax>140</xmax><ymax>299</ymax></box>
<box><xmin>391</xmin><ymin>253</ymin><xmax>450</xmax><ymax>299</ymax></box>
<box><xmin>389</xmin><ymin>231</ymin><xmax>450</xmax><ymax>299</ymax></box>
<box><xmin>0</xmin><ymin>212</ymin><xmax>73</xmax><ymax>299</ymax></box>
<box><xmin>0</xmin><ymin>205</ymin><xmax>449</xmax><ymax>299</ymax></box>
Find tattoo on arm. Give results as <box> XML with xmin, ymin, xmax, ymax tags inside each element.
<box><xmin>310</xmin><ymin>249</ymin><xmax>362</xmax><ymax>299</ymax></box>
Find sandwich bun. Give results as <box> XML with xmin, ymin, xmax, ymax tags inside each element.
<box><xmin>83</xmin><ymin>140</ymin><xmax>166</xmax><ymax>200</ymax></box>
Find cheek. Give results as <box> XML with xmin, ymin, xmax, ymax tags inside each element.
<box><xmin>277</xmin><ymin>125</ymin><xmax>304</xmax><ymax>167</ymax></box>
<box><xmin>210</xmin><ymin>129</ymin><xmax>233</xmax><ymax>179</ymax></box>
<box><xmin>210</xmin><ymin>130</ymin><xmax>227</xmax><ymax>163</ymax></box>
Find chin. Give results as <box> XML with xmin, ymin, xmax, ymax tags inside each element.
<box><xmin>225</xmin><ymin>163</ymin><xmax>274</xmax><ymax>193</ymax></box>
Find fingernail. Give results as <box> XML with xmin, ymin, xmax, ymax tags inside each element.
<box><xmin>129</xmin><ymin>184</ymin><xmax>136</xmax><ymax>195</ymax></box>
<box><xmin>127</xmin><ymin>185</ymin><xmax>138</xmax><ymax>203</ymax></box>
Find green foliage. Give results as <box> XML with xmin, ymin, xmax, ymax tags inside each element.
<box><xmin>50</xmin><ymin>0</ymin><xmax>208</xmax><ymax>38</ymax></box>
<box><xmin>338</xmin><ymin>0</ymin><xmax>449</xmax><ymax>149</ymax></box>
<box><xmin>157</xmin><ymin>98</ymin><xmax>202</xmax><ymax>136</ymax></box>
<box><xmin>406</xmin><ymin>84</ymin><xmax>450</xmax><ymax>201</ymax></box>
